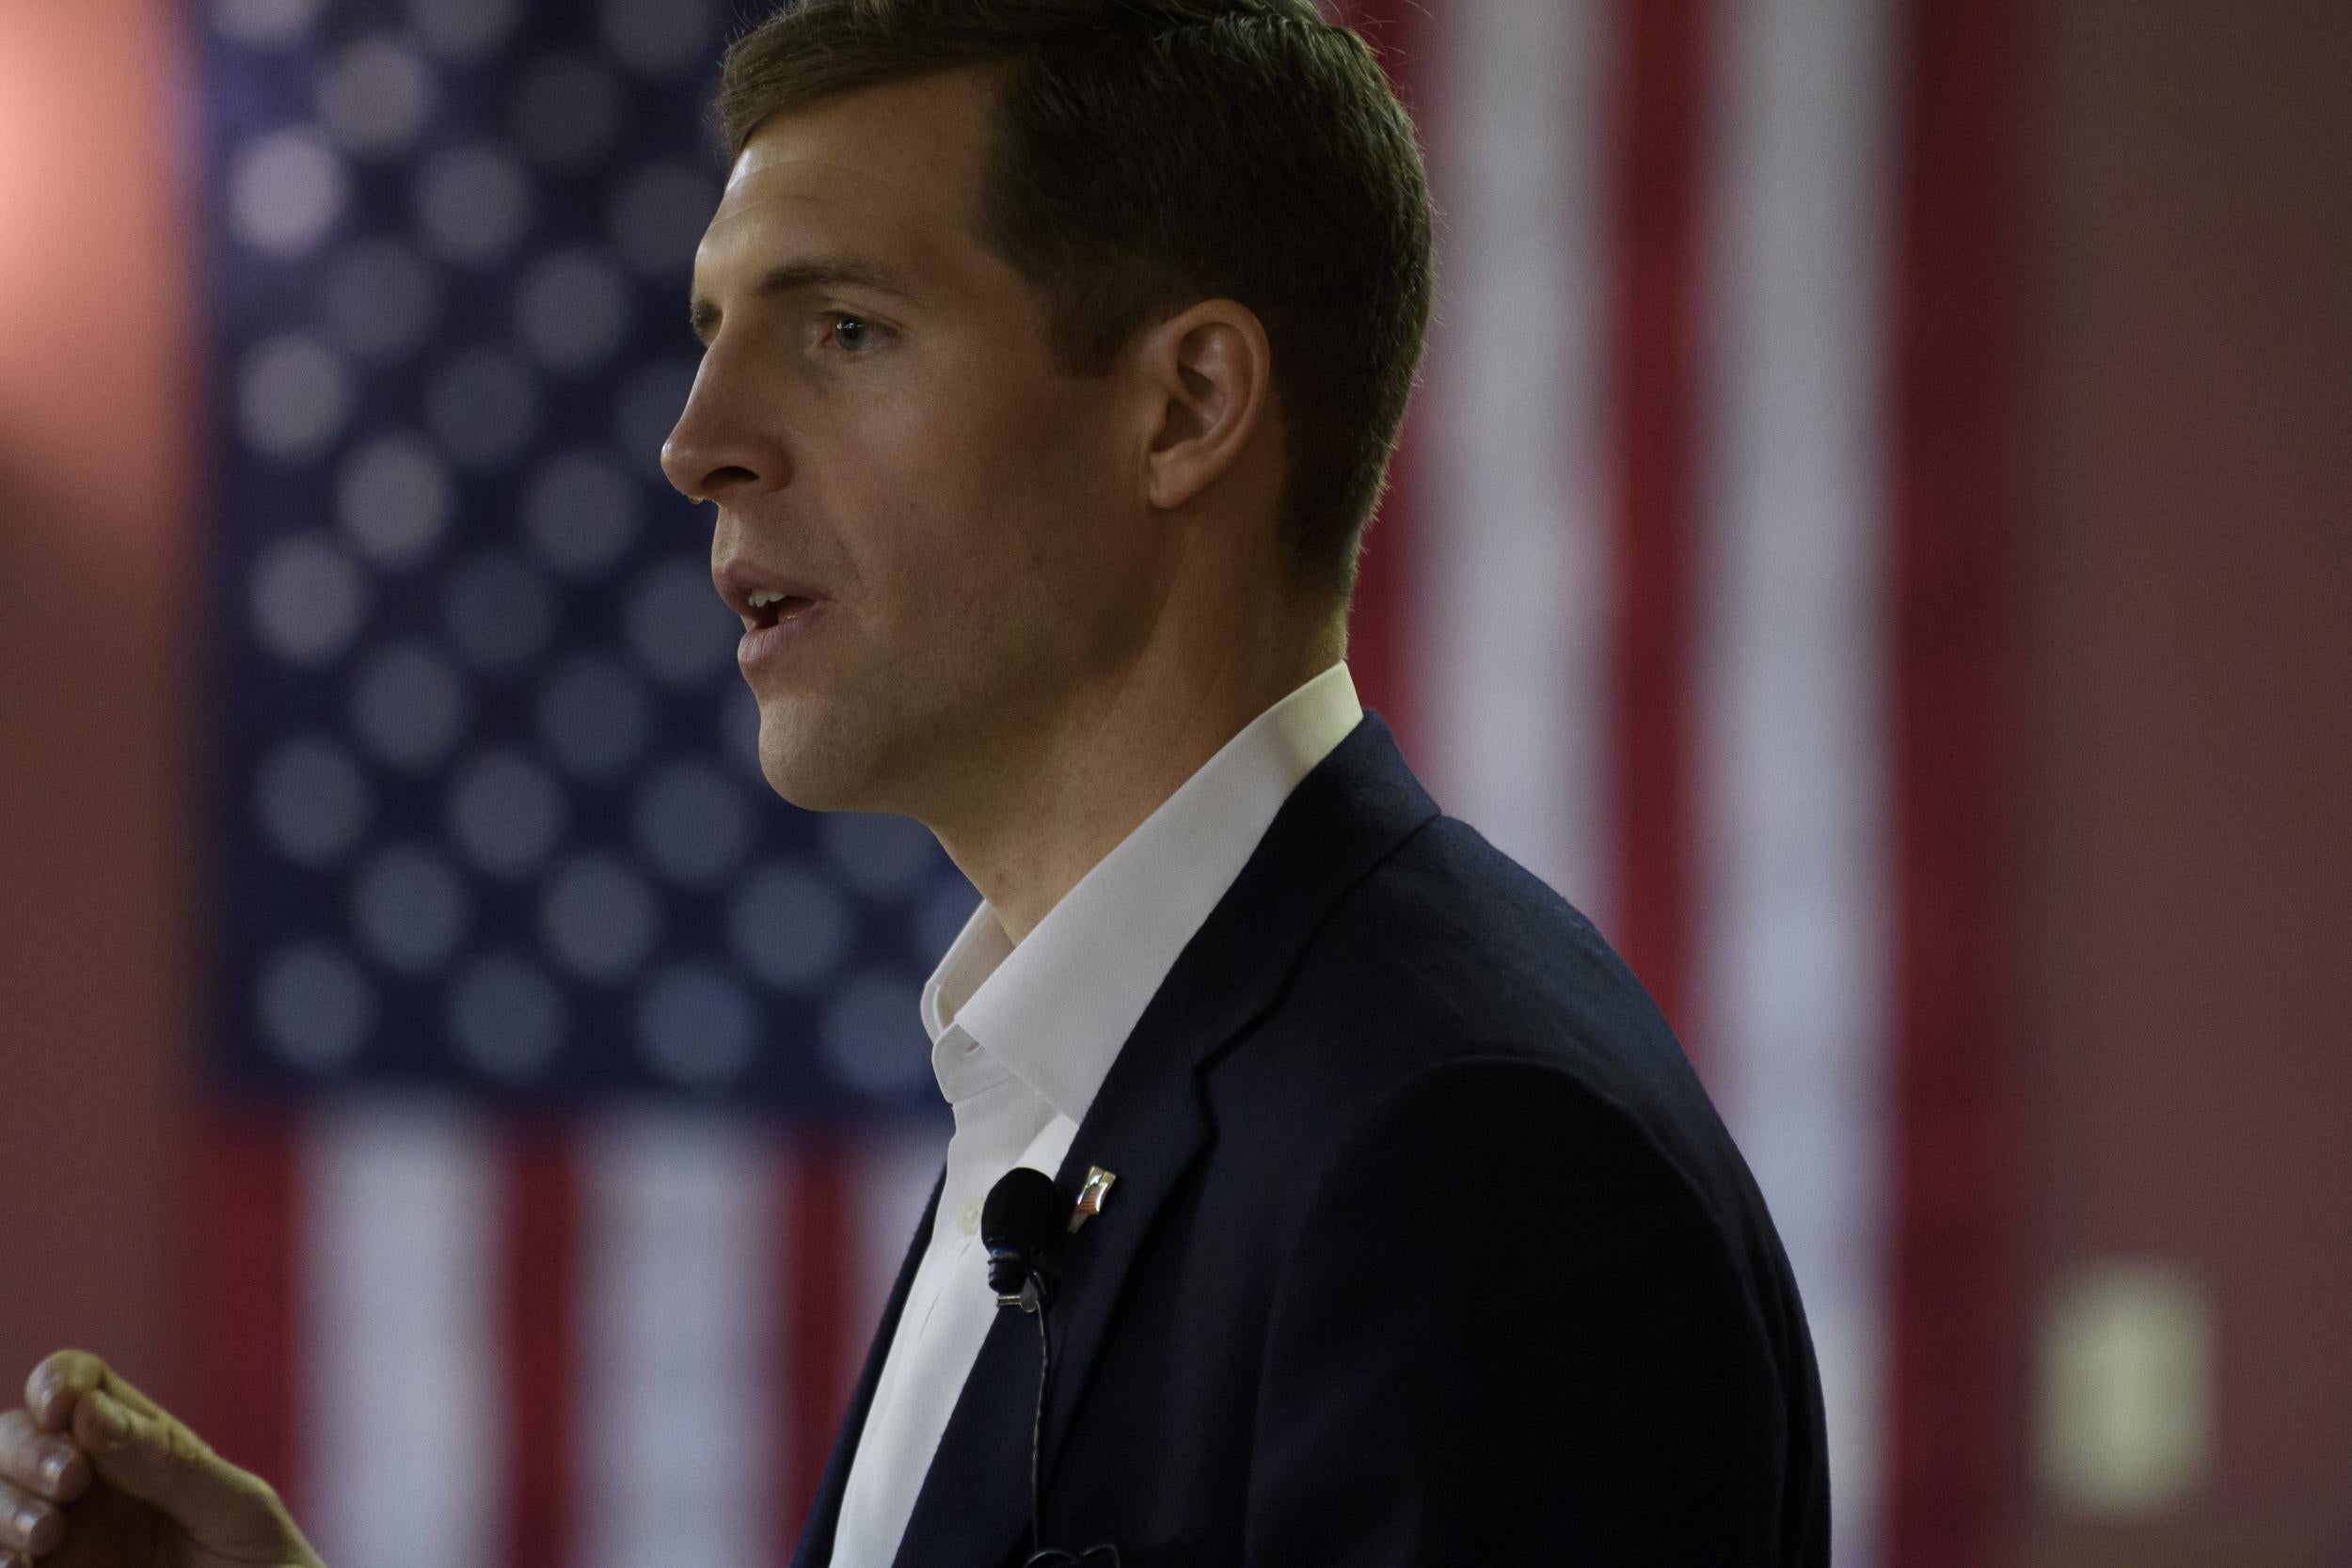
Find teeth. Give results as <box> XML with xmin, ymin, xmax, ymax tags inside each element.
<box><xmin>746</xmin><ymin>589</ymin><xmax>788</xmax><ymax>609</ymax></box>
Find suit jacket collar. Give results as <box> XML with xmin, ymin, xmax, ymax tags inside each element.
<box><xmin>864</xmin><ymin>709</ymin><xmax>1439</xmax><ymax>1568</ymax></box>
<box><xmin>922</xmin><ymin>660</ymin><xmax>1363</xmax><ymax>1128</ymax></box>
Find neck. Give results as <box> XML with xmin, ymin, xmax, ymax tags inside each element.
<box><xmin>924</xmin><ymin>593</ymin><xmax>1343</xmax><ymax>945</ymax></box>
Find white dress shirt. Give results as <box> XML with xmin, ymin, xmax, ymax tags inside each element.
<box><xmin>826</xmin><ymin>661</ymin><xmax>1365</xmax><ymax>1568</ymax></box>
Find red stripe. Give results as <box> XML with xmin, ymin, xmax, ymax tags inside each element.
<box><xmin>192</xmin><ymin>1110</ymin><xmax>301</xmax><ymax>1509</ymax></box>
<box><xmin>1604</xmin><ymin>0</ymin><xmax>1715</xmax><ymax>1047</ymax></box>
<box><xmin>781</xmin><ymin>1129</ymin><xmax>859</xmax><ymax>1544</ymax></box>
<box><xmin>1883</xmin><ymin>0</ymin><xmax>2035</xmax><ymax>1560</ymax></box>
<box><xmin>1329</xmin><ymin>0</ymin><xmax>1432</xmax><ymax>760</ymax></box>
<box><xmin>499</xmin><ymin>1118</ymin><xmax>580</xmax><ymax>1568</ymax></box>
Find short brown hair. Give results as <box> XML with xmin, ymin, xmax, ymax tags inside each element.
<box><xmin>715</xmin><ymin>0</ymin><xmax>1435</xmax><ymax>601</ymax></box>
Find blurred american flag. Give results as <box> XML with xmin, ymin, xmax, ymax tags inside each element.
<box><xmin>186</xmin><ymin>2</ymin><xmax>2019</xmax><ymax>1567</ymax></box>
<box><xmin>198</xmin><ymin>0</ymin><xmax>948</xmax><ymax>1563</ymax></box>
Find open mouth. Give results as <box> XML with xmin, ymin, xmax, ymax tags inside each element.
<box><xmin>746</xmin><ymin>593</ymin><xmax>818</xmax><ymax>627</ymax></box>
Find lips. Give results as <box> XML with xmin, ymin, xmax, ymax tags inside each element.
<box><xmin>713</xmin><ymin>557</ymin><xmax>830</xmax><ymax>630</ymax></box>
<box><xmin>736</xmin><ymin>594</ymin><xmax>832</xmax><ymax>671</ymax></box>
<box><xmin>744</xmin><ymin>591</ymin><xmax>815</xmax><ymax>627</ymax></box>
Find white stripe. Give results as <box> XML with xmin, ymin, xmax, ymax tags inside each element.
<box><xmin>300</xmin><ymin>1094</ymin><xmax>502</xmax><ymax>1568</ymax></box>
<box><xmin>1414</xmin><ymin>0</ymin><xmax>1615</xmax><ymax>922</ymax></box>
<box><xmin>576</xmin><ymin>1103</ymin><xmax>780</xmax><ymax>1568</ymax></box>
<box><xmin>1695</xmin><ymin>0</ymin><xmax>1898</xmax><ymax>1561</ymax></box>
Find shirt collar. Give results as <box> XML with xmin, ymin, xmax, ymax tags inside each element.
<box><xmin>917</xmin><ymin>661</ymin><xmax>1363</xmax><ymax>1123</ymax></box>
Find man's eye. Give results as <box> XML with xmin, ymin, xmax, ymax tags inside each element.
<box><xmin>827</xmin><ymin>313</ymin><xmax>876</xmax><ymax>354</ymax></box>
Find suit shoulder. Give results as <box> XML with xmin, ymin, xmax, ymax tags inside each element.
<box><xmin>1207</xmin><ymin>813</ymin><xmax>1758</xmax><ymax>1247</ymax></box>
<box><xmin>1287</xmin><ymin>814</ymin><xmax>1693</xmax><ymax>1104</ymax></box>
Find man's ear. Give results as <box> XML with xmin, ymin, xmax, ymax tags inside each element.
<box><xmin>1134</xmin><ymin>299</ymin><xmax>1274</xmax><ymax>514</ymax></box>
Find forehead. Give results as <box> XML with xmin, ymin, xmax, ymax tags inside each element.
<box><xmin>699</xmin><ymin>70</ymin><xmax>998</xmax><ymax>281</ymax></box>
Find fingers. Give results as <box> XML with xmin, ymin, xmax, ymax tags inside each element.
<box><xmin>62</xmin><ymin>1389</ymin><xmax>319</xmax><ymax>1566</ymax></box>
<box><xmin>0</xmin><ymin>1475</ymin><xmax>64</xmax><ymax>1559</ymax></box>
<box><xmin>8</xmin><ymin>1354</ymin><xmax>318</xmax><ymax>1568</ymax></box>
<box><xmin>73</xmin><ymin>1391</ymin><xmax>200</xmax><ymax>1513</ymax></box>
<box><xmin>70</xmin><ymin>1386</ymin><xmax>247</xmax><ymax>1525</ymax></box>
<box><xmin>24</xmin><ymin>1349</ymin><xmax>164</xmax><ymax>1433</ymax></box>
<box><xmin>0</xmin><ymin>1408</ymin><xmax>87</xmax><ymax>1507</ymax></box>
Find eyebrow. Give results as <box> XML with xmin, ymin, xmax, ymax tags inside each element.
<box><xmin>689</xmin><ymin>256</ymin><xmax>920</xmax><ymax>342</ymax></box>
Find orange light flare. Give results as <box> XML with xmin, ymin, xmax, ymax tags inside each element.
<box><xmin>0</xmin><ymin>0</ymin><xmax>198</xmax><ymax>537</ymax></box>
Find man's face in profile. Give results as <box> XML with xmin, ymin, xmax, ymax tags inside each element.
<box><xmin>664</xmin><ymin>68</ymin><xmax>1151</xmax><ymax>821</ymax></box>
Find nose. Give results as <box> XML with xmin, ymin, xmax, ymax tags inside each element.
<box><xmin>659</xmin><ymin>352</ymin><xmax>786</xmax><ymax>504</ymax></box>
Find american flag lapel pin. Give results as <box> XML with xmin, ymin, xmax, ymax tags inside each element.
<box><xmin>1068</xmin><ymin>1165</ymin><xmax>1118</xmax><ymax>1232</ymax></box>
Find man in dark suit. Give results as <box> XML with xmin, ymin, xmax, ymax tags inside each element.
<box><xmin>787</xmin><ymin>699</ymin><xmax>1833</xmax><ymax>1567</ymax></box>
<box><xmin>3</xmin><ymin>1</ymin><xmax>1827</xmax><ymax>1563</ymax></box>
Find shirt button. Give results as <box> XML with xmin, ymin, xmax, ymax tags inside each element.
<box><xmin>958</xmin><ymin>1199</ymin><xmax>981</xmax><ymax>1235</ymax></box>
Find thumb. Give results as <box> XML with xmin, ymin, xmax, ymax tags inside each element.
<box><xmin>72</xmin><ymin>1389</ymin><xmax>295</xmax><ymax>1557</ymax></box>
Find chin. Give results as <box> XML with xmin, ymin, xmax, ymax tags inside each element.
<box><xmin>756</xmin><ymin>742</ymin><xmax>864</xmax><ymax>814</ymax></box>
<box><xmin>753</xmin><ymin>705</ymin><xmax>897</xmax><ymax>815</ymax></box>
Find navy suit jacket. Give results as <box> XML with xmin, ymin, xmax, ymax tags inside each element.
<box><xmin>793</xmin><ymin>713</ymin><xmax>1832</xmax><ymax>1568</ymax></box>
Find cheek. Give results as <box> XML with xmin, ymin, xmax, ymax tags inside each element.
<box><xmin>837</xmin><ymin>370</ymin><xmax>1123</xmax><ymax>644</ymax></box>
<box><xmin>890</xmin><ymin>426</ymin><xmax>1077</xmax><ymax>585</ymax></box>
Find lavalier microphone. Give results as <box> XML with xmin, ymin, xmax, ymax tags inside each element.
<box><xmin>980</xmin><ymin>1166</ymin><xmax>1120</xmax><ymax>1567</ymax></box>
<box><xmin>981</xmin><ymin>1164</ymin><xmax>1063</xmax><ymax>1313</ymax></box>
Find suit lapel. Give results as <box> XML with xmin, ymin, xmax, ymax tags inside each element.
<box><xmin>791</xmin><ymin>1163</ymin><xmax>946</xmax><ymax>1568</ymax></box>
<box><xmin>888</xmin><ymin>713</ymin><xmax>1439</xmax><ymax>1568</ymax></box>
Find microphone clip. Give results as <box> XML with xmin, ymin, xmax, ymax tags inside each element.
<box><xmin>995</xmin><ymin>1273</ymin><xmax>1051</xmax><ymax>1314</ymax></box>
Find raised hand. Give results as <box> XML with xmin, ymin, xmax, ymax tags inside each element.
<box><xmin>1</xmin><ymin>1351</ymin><xmax>326</xmax><ymax>1568</ymax></box>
